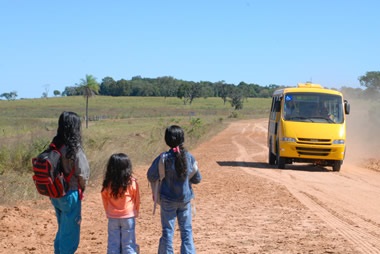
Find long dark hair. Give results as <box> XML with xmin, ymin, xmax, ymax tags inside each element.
<box><xmin>102</xmin><ymin>153</ymin><xmax>133</xmax><ymax>199</ymax></box>
<box><xmin>53</xmin><ymin>111</ymin><xmax>82</xmax><ymax>160</ymax></box>
<box><xmin>165</xmin><ymin>125</ymin><xmax>187</xmax><ymax>179</ymax></box>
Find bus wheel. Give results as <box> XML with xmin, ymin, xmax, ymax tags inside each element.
<box><xmin>332</xmin><ymin>160</ymin><xmax>342</xmax><ymax>172</ymax></box>
<box><xmin>276</xmin><ymin>153</ymin><xmax>286</xmax><ymax>169</ymax></box>
<box><xmin>268</xmin><ymin>147</ymin><xmax>276</xmax><ymax>165</ymax></box>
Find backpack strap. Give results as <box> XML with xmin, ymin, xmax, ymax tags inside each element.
<box><xmin>65</xmin><ymin>165</ymin><xmax>76</xmax><ymax>182</ymax></box>
<box><xmin>49</xmin><ymin>142</ymin><xmax>60</xmax><ymax>154</ymax></box>
<box><xmin>63</xmin><ymin>161</ymin><xmax>81</xmax><ymax>199</ymax></box>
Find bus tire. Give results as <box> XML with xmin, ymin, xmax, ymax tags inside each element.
<box><xmin>332</xmin><ymin>160</ymin><xmax>342</xmax><ymax>172</ymax></box>
<box><xmin>268</xmin><ymin>146</ymin><xmax>276</xmax><ymax>165</ymax></box>
<box><xmin>276</xmin><ymin>152</ymin><xmax>286</xmax><ymax>169</ymax></box>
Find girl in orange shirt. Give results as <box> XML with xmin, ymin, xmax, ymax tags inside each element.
<box><xmin>101</xmin><ymin>153</ymin><xmax>140</xmax><ymax>254</ymax></box>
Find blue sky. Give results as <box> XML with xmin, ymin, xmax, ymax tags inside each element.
<box><xmin>1</xmin><ymin>1</ymin><xmax>379</xmax><ymax>99</ymax></box>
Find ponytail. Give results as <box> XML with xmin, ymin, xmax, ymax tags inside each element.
<box><xmin>172</xmin><ymin>144</ymin><xmax>187</xmax><ymax>179</ymax></box>
<box><xmin>165</xmin><ymin>125</ymin><xmax>188</xmax><ymax>180</ymax></box>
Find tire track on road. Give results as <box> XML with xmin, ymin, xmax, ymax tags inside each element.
<box><xmin>231</xmin><ymin>120</ymin><xmax>380</xmax><ymax>254</ymax></box>
<box><xmin>287</xmin><ymin>189</ymin><xmax>380</xmax><ymax>254</ymax></box>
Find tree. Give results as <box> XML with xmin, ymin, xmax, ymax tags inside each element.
<box><xmin>115</xmin><ymin>79</ymin><xmax>130</xmax><ymax>96</ymax></box>
<box><xmin>177</xmin><ymin>82</ymin><xmax>192</xmax><ymax>105</ymax></box>
<box><xmin>177</xmin><ymin>81</ymin><xmax>204</xmax><ymax>105</ymax></box>
<box><xmin>214</xmin><ymin>81</ymin><xmax>231</xmax><ymax>105</ymax></box>
<box><xmin>238</xmin><ymin>82</ymin><xmax>250</xmax><ymax>101</ymax></box>
<box><xmin>199</xmin><ymin>81</ymin><xmax>213</xmax><ymax>98</ymax></box>
<box><xmin>229</xmin><ymin>86</ymin><xmax>244</xmax><ymax>110</ymax></box>
<box><xmin>99</xmin><ymin>76</ymin><xmax>116</xmax><ymax>95</ymax></box>
<box><xmin>258</xmin><ymin>88</ymin><xmax>271</xmax><ymax>98</ymax></box>
<box><xmin>0</xmin><ymin>91</ymin><xmax>18</xmax><ymax>100</ymax></box>
<box><xmin>157</xmin><ymin>76</ymin><xmax>177</xmax><ymax>98</ymax></box>
<box><xmin>62</xmin><ymin>86</ymin><xmax>81</xmax><ymax>96</ymax></box>
<box><xmin>53</xmin><ymin>90</ymin><xmax>61</xmax><ymax>96</ymax></box>
<box><xmin>43</xmin><ymin>84</ymin><xmax>50</xmax><ymax>98</ymax></box>
<box><xmin>358</xmin><ymin>71</ymin><xmax>380</xmax><ymax>92</ymax></box>
<box><xmin>78</xmin><ymin>74</ymin><xmax>100</xmax><ymax>128</ymax></box>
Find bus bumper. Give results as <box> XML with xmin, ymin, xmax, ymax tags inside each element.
<box><xmin>279</xmin><ymin>141</ymin><xmax>346</xmax><ymax>161</ymax></box>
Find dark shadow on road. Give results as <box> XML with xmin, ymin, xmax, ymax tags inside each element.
<box><xmin>217</xmin><ymin>161</ymin><xmax>331</xmax><ymax>172</ymax></box>
<box><xmin>217</xmin><ymin>161</ymin><xmax>270</xmax><ymax>169</ymax></box>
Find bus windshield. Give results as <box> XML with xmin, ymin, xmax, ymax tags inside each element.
<box><xmin>283</xmin><ymin>93</ymin><xmax>344</xmax><ymax>123</ymax></box>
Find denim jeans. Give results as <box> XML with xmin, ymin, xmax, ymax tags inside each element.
<box><xmin>51</xmin><ymin>190</ymin><xmax>81</xmax><ymax>254</ymax></box>
<box><xmin>107</xmin><ymin>217</ymin><xmax>139</xmax><ymax>254</ymax></box>
<box><xmin>159</xmin><ymin>199</ymin><xmax>195</xmax><ymax>254</ymax></box>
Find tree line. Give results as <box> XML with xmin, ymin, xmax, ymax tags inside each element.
<box><xmin>61</xmin><ymin>72</ymin><xmax>380</xmax><ymax>102</ymax></box>
<box><xmin>62</xmin><ymin>75</ymin><xmax>277</xmax><ymax>105</ymax></box>
<box><xmin>2</xmin><ymin>72</ymin><xmax>380</xmax><ymax>103</ymax></box>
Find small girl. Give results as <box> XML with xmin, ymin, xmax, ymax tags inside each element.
<box><xmin>101</xmin><ymin>153</ymin><xmax>140</xmax><ymax>254</ymax></box>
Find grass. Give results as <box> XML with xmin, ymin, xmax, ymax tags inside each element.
<box><xmin>0</xmin><ymin>96</ymin><xmax>271</xmax><ymax>204</ymax></box>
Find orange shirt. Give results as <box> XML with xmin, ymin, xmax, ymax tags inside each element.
<box><xmin>101</xmin><ymin>178</ymin><xmax>140</xmax><ymax>219</ymax></box>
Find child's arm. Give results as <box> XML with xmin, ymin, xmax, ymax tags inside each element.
<box><xmin>190</xmin><ymin>157</ymin><xmax>202</xmax><ymax>184</ymax></box>
<box><xmin>147</xmin><ymin>155</ymin><xmax>160</xmax><ymax>182</ymax></box>
<box><xmin>100</xmin><ymin>189</ymin><xmax>109</xmax><ymax>212</ymax></box>
<box><xmin>191</xmin><ymin>170</ymin><xmax>201</xmax><ymax>184</ymax></box>
<box><xmin>76</xmin><ymin>148</ymin><xmax>90</xmax><ymax>192</ymax></box>
<box><xmin>134</xmin><ymin>179</ymin><xmax>140</xmax><ymax>217</ymax></box>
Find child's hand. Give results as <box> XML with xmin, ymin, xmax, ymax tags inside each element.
<box><xmin>79</xmin><ymin>188</ymin><xmax>84</xmax><ymax>200</ymax></box>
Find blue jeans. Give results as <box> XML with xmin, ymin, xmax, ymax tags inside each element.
<box><xmin>51</xmin><ymin>190</ymin><xmax>81</xmax><ymax>254</ymax></box>
<box><xmin>159</xmin><ymin>199</ymin><xmax>195</xmax><ymax>254</ymax></box>
<box><xmin>107</xmin><ymin>217</ymin><xmax>139</xmax><ymax>254</ymax></box>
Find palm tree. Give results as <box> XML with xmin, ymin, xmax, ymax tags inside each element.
<box><xmin>78</xmin><ymin>74</ymin><xmax>100</xmax><ymax>128</ymax></box>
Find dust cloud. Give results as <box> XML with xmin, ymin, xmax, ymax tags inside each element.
<box><xmin>345</xmin><ymin>98</ymin><xmax>380</xmax><ymax>166</ymax></box>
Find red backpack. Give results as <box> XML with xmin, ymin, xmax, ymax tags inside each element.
<box><xmin>32</xmin><ymin>143</ymin><xmax>74</xmax><ymax>198</ymax></box>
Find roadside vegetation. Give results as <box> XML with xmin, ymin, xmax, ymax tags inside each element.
<box><xmin>0</xmin><ymin>96</ymin><xmax>270</xmax><ymax>204</ymax></box>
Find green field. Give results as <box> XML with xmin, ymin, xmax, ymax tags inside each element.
<box><xmin>0</xmin><ymin>96</ymin><xmax>271</xmax><ymax>203</ymax></box>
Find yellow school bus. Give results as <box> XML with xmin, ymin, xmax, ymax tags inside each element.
<box><xmin>267</xmin><ymin>83</ymin><xmax>350</xmax><ymax>171</ymax></box>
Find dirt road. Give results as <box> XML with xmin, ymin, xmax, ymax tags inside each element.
<box><xmin>1</xmin><ymin>118</ymin><xmax>380</xmax><ymax>253</ymax></box>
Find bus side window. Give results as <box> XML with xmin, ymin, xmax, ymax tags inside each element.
<box><xmin>270</xmin><ymin>98</ymin><xmax>276</xmax><ymax>112</ymax></box>
<box><xmin>274</xmin><ymin>100</ymin><xmax>281</xmax><ymax>112</ymax></box>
